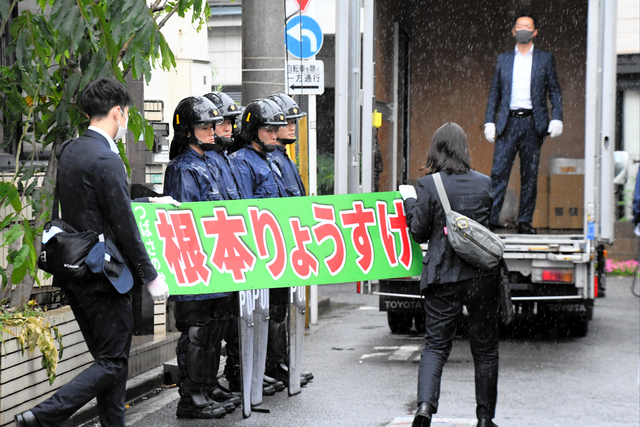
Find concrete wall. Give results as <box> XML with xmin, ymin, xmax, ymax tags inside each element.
<box><xmin>374</xmin><ymin>0</ymin><xmax>588</xmax><ymax>224</ymax></box>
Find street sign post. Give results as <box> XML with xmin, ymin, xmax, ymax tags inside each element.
<box><xmin>286</xmin><ymin>60</ymin><xmax>324</xmax><ymax>95</ymax></box>
<box><xmin>285</xmin><ymin>15</ymin><xmax>324</xmax><ymax>59</ymax></box>
<box><xmin>293</xmin><ymin>0</ymin><xmax>311</xmax><ymax>13</ymax></box>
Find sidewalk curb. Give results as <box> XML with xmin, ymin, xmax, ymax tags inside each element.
<box><xmin>69</xmin><ymin>296</ymin><xmax>332</xmax><ymax>426</ymax></box>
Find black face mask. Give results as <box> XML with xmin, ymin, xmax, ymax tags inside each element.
<box><xmin>197</xmin><ymin>141</ymin><xmax>217</xmax><ymax>152</ymax></box>
<box><xmin>278</xmin><ymin>137</ymin><xmax>296</xmax><ymax>145</ymax></box>
<box><xmin>214</xmin><ymin>134</ymin><xmax>234</xmax><ymax>149</ymax></box>
<box><xmin>261</xmin><ymin>140</ymin><xmax>277</xmax><ymax>153</ymax></box>
<box><xmin>515</xmin><ymin>29</ymin><xmax>534</xmax><ymax>44</ymax></box>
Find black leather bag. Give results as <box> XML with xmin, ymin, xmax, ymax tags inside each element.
<box><xmin>38</xmin><ymin>139</ymin><xmax>99</xmax><ymax>281</ymax></box>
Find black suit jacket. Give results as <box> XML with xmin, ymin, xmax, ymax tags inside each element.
<box><xmin>484</xmin><ymin>47</ymin><xmax>563</xmax><ymax>137</ymax></box>
<box><xmin>404</xmin><ymin>171</ymin><xmax>499</xmax><ymax>293</ymax></box>
<box><xmin>56</xmin><ymin>129</ymin><xmax>157</xmax><ymax>292</ymax></box>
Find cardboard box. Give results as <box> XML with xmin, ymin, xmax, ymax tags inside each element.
<box><xmin>549</xmin><ymin>174</ymin><xmax>584</xmax><ymax>229</ymax></box>
<box><xmin>532</xmin><ymin>174</ymin><xmax>549</xmax><ymax>229</ymax></box>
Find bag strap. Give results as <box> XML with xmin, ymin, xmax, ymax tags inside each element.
<box><xmin>432</xmin><ymin>172</ymin><xmax>452</xmax><ymax>214</ymax></box>
<box><xmin>51</xmin><ymin>139</ymin><xmax>74</xmax><ymax>220</ymax></box>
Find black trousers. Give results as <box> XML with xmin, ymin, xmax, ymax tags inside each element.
<box><xmin>490</xmin><ymin>115</ymin><xmax>544</xmax><ymax>225</ymax></box>
<box><xmin>32</xmin><ymin>282</ymin><xmax>133</xmax><ymax>427</ymax></box>
<box><xmin>417</xmin><ymin>276</ymin><xmax>500</xmax><ymax>420</ymax></box>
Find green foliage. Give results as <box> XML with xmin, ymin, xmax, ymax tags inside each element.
<box><xmin>0</xmin><ymin>0</ymin><xmax>210</xmax><ymax>294</ymax></box>
<box><xmin>317</xmin><ymin>152</ymin><xmax>335</xmax><ymax>195</ymax></box>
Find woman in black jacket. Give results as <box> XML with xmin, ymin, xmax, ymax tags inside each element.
<box><xmin>400</xmin><ymin>123</ymin><xmax>500</xmax><ymax>427</ymax></box>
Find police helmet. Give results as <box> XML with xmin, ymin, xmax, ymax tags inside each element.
<box><xmin>238</xmin><ymin>98</ymin><xmax>287</xmax><ymax>151</ymax></box>
<box><xmin>170</xmin><ymin>96</ymin><xmax>223</xmax><ymax>159</ymax></box>
<box><xmin>267</xmin><ymin>93</ymin><xmax>307</xmax><ymax>120</ymax></box>
<box><xmin>204</xmin><ymin>92</ymin><xmax>243</xmax><ymax>121</ymax></box>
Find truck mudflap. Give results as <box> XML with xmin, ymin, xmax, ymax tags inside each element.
<box><xmin>510</xmin><ymin>298</ymin><xmax>593</xmax><ymax>337</ymax></box>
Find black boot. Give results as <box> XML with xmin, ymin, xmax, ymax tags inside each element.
<box><xmin>477</xmin><ymin>419</ymin><xmax>499</xmax><ymax>427</ymax></box>
<box><xmin>176</xmin><ymin>325</ymin><xmax>227</xmax><ymax>419</ymax></box>
<box><xmin>176</xmin><ymin>395</ymin><xmax>227</xmax><ymax>419</ymax></box>
<box><xmin>412</xmin><ymin>402</ymin><xmax>434</xmax><ymax>427</ymax></box>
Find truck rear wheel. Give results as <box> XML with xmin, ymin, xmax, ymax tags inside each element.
<box><xmin>387</xmin><ymin>312</ymin><xmax>413</xmax><ymax>334</ymax></box>
<box><xmin>569</xmin><ymin>315</ymin><xmax>589</xmax><ymax>337</ymax></box>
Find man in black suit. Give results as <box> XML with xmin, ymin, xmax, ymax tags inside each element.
<box><xmin>15</xmin><ymin>78</ymin><xmax>169</xmax><ymax>427</ymax></box>
<box><xmin>484</xmin><ymin>13</ymin><xmax>563</xmax><ymax>234</ymax></box>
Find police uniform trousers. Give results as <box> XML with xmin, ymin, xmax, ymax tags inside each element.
<box><xmin>31</xmin><ymin>280</ymin><xmax>133</xmax><ymax>427</ymax></box>
<box><xmin>417</xmin><ymin>276</ymin><xmax>499</xmax><ymax>420</ymax></box>
<box><xmin>490</xmin><ymin>114</ymin><xmax>544</xmax><ymax>225</ymax></box>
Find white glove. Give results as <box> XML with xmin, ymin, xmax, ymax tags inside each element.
<box><xmin>484</xmin><ymin>123</ymin><xmax>496</xmax><ymax>143</ymax></box>
<box><xmin>149</xmin><ymin>196</ymin><xmax>181</xmax><ymax>207</ymax></box>
<box><xmin>634</xmin><ymin>224</ymin><xmax>640</xmax><ymax>237</ymax></box>
<box><xmin>399</xmin><ymin>185</ymin><xmax>417</xmax><ymax>201</ymax></box>
<box><xmin>548</xmin><ymin>120</ymin><xmax>563</xmax><ymax>138</ymax></box>
<box><xmin>146</xmin><ymin>275</ymin><xmax>169</xmax><ymax>302</ymax></box>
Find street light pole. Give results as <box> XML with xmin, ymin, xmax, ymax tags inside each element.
<box><xmin>241</xmin><ymin>0</ymin><xmax>286</xmax><ymax>104</ymax></box>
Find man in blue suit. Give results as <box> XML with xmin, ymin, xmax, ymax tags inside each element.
<box><xmin>484</xmin><ymin>13</ymin><xmax>563</xmax><ymax>234</ymax></box>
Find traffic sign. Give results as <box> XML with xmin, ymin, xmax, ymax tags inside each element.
<box><xmin>293</xmin><ymin>0</ymin><xmax>312</xmax><ymax>13</ymax></box>
<box><xmin>287</xmin><ymin>60</ymin><xmax>324</xmax><ymax>95</ymax></box>
<box><xmin>285</xmin><ymin>15</ymin><xmax>324</xmax><ymax>59</ymax></box>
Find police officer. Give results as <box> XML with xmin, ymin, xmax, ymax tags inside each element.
<box><xmin>201</xmin><ymin>92</ymin><xmax>248</xmax><ymax>396</ymax></box>
<box><xmin>229</xmin><ymin>98</ymin><xmax>288</xmax><ymax>198</ymax></box>
<box><xmin>228</xmin><ymin>98</ymin><xmax>291</xmax><ymax>395</ymax></box>
<box><xmin>164</xmin><ymin>96</ymin><xmax>240</xmax><ymax>419</ymax></box>
<box><xmin>265</xmin><ymin>93</ymin><xmax>313</xmax><ymax>387</ymax></box>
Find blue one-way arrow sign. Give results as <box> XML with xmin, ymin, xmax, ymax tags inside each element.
<box><xmin>285</xmin><ymin>15</ymin><xmax>324</xmax><ymax>59</ymax></box>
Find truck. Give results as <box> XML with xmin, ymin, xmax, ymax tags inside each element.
<box><xmin>346</xmin><ymin>0</ymin><xmax>628</xmax><ymax>337</ymax></box>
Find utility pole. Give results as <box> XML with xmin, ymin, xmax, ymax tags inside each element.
<box><xmin>242</xmin><ymin>0</ymin><xmax>287</xmax><ymax>104</ymax></box>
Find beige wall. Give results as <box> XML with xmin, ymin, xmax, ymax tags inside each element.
<box><xmin>375</xmin><ymin>0</ymin><xmax>588</xmax><ymax>203</ymax></box>
<box><xmin>618</xmin><ymin>0</ymin><xmax>640</xmax><ymax>54</ymax></box>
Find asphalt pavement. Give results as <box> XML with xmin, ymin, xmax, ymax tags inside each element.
<box><xmin>80</xmin><ymin>277</ymin><xmax>639</xmax><ymax>427</ymax></box>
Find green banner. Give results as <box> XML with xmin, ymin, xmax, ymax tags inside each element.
<box><xmin>132</xmin><ymin>192</ymin><xmax>423</xmax><ymax>295</ymax></box>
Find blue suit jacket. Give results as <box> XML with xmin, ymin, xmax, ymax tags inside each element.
<box><xmin>484</xmin><ymin>48</ymin><xmax>563</xmax><ymax>137</ymax></box>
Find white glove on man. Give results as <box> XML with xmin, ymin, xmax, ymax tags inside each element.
<box><xmin>149</xmin><ymin>196</ymin><xmax>181</xmax><ymax>207</ymax></box>
<box><xmin>484</xmin><ymin>123</ymin><xmax>496</xmax><ymax>143</ymax></box>
<box><xmin>634</xmin><ymin>223</ymin><xmax>640</xmax><ymax>237</ymax></box>
<box><xmin>548</xmin><ymin>120</ymin><xmax>563</xmax><ymax>138</ymax></box>
<box><xmin>399</xmin><ymin>185</ymin><xmax>417</xmax><ymax>201</ymax></box>
<box><xmin>146</xmin><ymin>275</ymin><xmax>170</xmax><ymax>302</ymax></box>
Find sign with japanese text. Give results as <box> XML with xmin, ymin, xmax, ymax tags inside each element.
<box><xmin>132</xmin><ymin>192</ymin><xmax>422</xmax><ymax>295</ymax></box>
<box><xmin>287</xmin><ymin>60</ymin><xmax>324</xmax><ymax>95</ymax></box>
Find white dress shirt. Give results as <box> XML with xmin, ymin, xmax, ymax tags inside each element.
<box><xmin>88</xmin><ymin>125</ymin><xmax>119</xmax><ymax>155</ymax></box>
<box><xmin>509</xmin><ymin>45</ymin><xmax>534</xmax><ymax>110</ymax></box>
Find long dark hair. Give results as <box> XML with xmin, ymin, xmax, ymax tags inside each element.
<box><xmin>423</xmin><ymin>122</ymin><xmax>473</xmax><ymax>175</ymax></box>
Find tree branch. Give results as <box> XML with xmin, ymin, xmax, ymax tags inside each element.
<box><xmin>0</xmin><ymin>0</ymin><xmax>18</xmax><ymax>35</ymax></box>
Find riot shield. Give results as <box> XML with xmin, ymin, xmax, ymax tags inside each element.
<box><xmin>238</xmin><ymin>290</ymin><xmax>254</xmax><ymax>418</ymax></box>
<box><xmin>288</xmin><ymin>286</ymin><xmax>306</xmax><ymax>395</ymax></box>
<box><xmin>251</xmin><ymin>288</ymin><xmax>270</xmax><ymax>407</ymax></box>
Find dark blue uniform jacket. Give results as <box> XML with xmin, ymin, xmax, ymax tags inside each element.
<box><xmin>205</xmin><ymin>147</ymin><xmax>243</xmax><ymax>200</ymax></box>
<box><xmin>163</xmin><ymin>146</ymin><xmax>232</xmax><ymax>301</ymax></box>
<box><xmin>271</xmin><ymin>145</ymin><xmax>306</xmax><ymax>197</ymax></box>
<box><xmin>229</xmin><ymin>145</ymin><xmax>287</xmax><ymax>199</ymax></box>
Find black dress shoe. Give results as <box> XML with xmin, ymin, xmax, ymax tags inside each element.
<box><xmin>412</xmin><ymin>402</ymin><xmax>433</xmax><ymax>427</ymax></box>
<box><xmin>301</xmin><ymin>370</ymin><xmax>314</xmax><ymax>381</ymax></box>
<box><xmin>14</xmin><ymin>410</ymin><xmax>43</xmax><ymax>427</ymax></box>
<box><xmin>517</xmin><ymin>222</ymin><xmax>537</xmax><ymax>234</ymax></box>
<box><xmin>477</xmin><ymin>419</ymin><xmax>499</xmax><ymax>427</ymax></box>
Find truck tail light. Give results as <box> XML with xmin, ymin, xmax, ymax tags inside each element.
<box><xmin>356</xmin><ymin>281</ymin><xmax>362</xmax><ymax>293</ymax></box>
<box><xmin>532</xmin><ymin>268</ymin><xmax>575</xmax><ymax>284</ymax></box>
